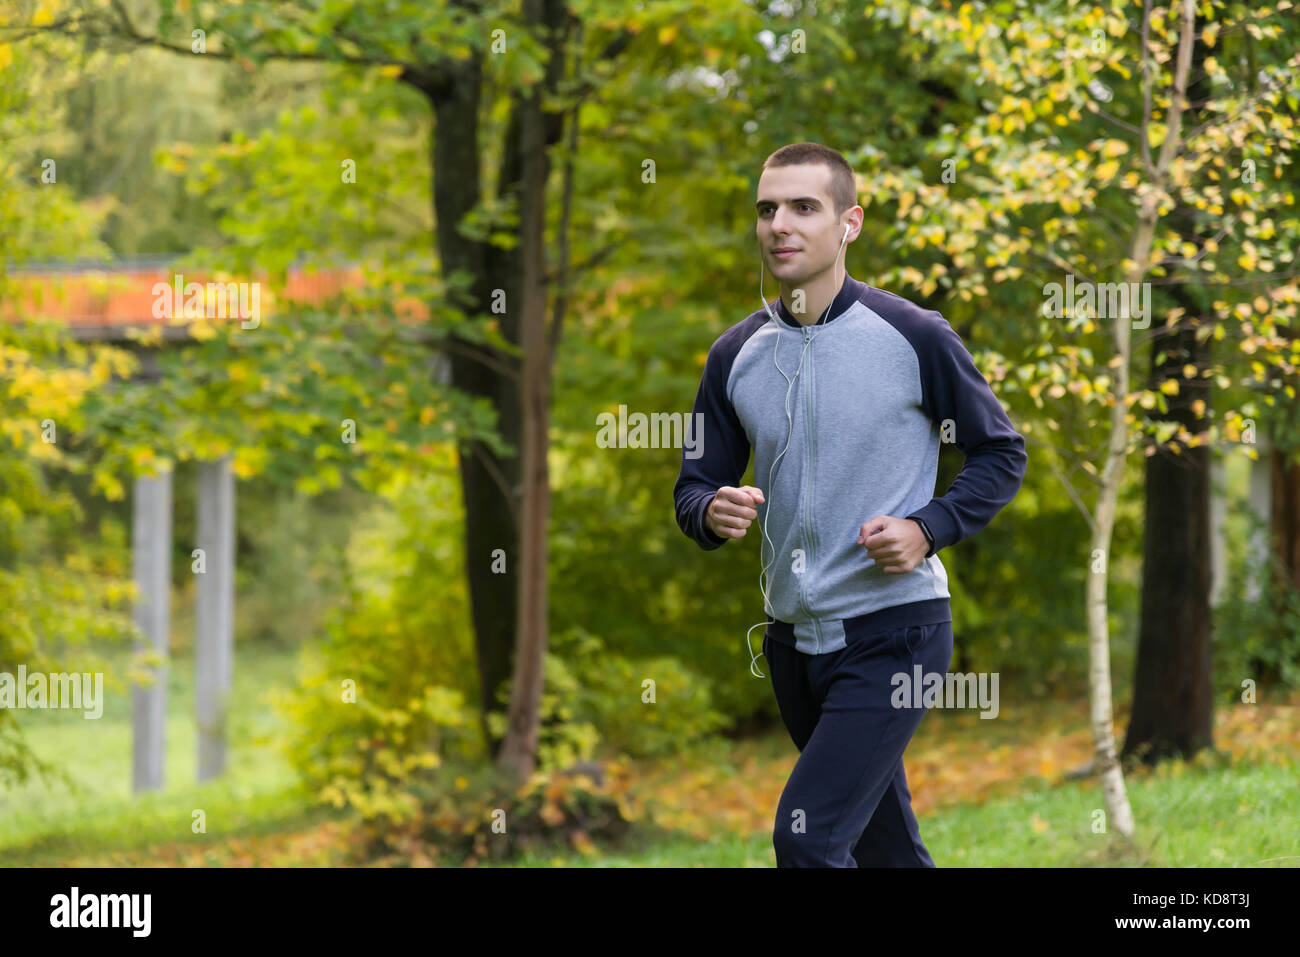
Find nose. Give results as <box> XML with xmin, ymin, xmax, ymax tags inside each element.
<box><xmin>769</xmin><ymin>208</ymin><xmax>792</xmax><ymax>237</ymax></box>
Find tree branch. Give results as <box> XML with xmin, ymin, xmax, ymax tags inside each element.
<box><xmin>1026</xmin><ymin>433</ymin><xmax>1098</xmax><ymax>534</ymax></box>
<box><xmin>3</xmin><ymin>3</ymin><xmax>426</xmax><ymax>73</ymax></box>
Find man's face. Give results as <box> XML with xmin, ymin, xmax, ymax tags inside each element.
<box><xmin>755</xmin><ymin>163</ymin><xmax>846</xmax><ymax>289</ymax></box>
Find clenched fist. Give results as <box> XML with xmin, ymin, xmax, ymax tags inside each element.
<box><xmin>857</xmin><ymin>514</ymin><xmax>929</xmax><ymax>573</ymax></box>
<box><xmin>706</xmin><ymin>485</ymin><xmax>765</xmax><ymax>539</ymax></box>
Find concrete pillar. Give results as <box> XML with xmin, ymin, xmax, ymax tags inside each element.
<box><xmin>1246</xmin><ymin>431</ymin><xmax>1273</xmax><ymax>602</ymax></box>
<box><xmin>196</xmin><ymin>456</ymin><xmax>235</xmax><ymax>781</ymax></box>
<box><xmin>1209</xmin><ymin>451</ymin><xmax>1228</xmax><ymax>608</ymax></box>
<box><xmin>131</xmin><ymin>467</ymin><xmax>172</xmax><ymax>794</ymax></box>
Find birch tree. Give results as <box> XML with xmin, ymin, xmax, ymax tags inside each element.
<box><xmin>860</xmin><ymin>0</ymin><xmax>1299</xmax><ymax>839</ymax></box>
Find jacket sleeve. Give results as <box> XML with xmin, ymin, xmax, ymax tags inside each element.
<box><xmin>673</xmin><ymin>340</ymin><xmax>752</xmax><ymax>550</ymax></box>
<box><xmin>904</xmin><ymin>312</ymin><xmax>1027</xmax><ymax>554</ymax></box>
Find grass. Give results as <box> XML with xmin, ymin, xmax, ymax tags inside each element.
<box><xmin>0</xmin><ymin>640</ymin><xmax>342</xmax><ymax>866</ymax></box>
<box><xmin>470</xmin><ymin>754</ymin><xmax>1300</xmax><ymax>868</ymax></box>
<box><xmin>2</xmin><ymin>639</ymin><xmax>1297</xmax><ymax>868</ymax></box>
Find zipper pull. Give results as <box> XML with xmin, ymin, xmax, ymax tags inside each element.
<box><xmin>804</xmin><ymin>326</ymin><xmax>811</xmax><ymax>342</ymax></box>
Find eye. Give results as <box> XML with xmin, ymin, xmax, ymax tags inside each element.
<box><xmin>799</xmin><ymin>204</ymin><xmax>813</xmax><ymax>211</ymax></box>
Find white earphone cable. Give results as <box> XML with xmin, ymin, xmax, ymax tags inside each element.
<box><xmin>746</xmin><ymin>222</ymin><xmax>851</xmax><ymax>677</ymax></box>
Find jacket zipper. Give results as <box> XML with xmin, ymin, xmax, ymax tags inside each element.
<box><xmin>799</xmin><ymin>325</ymin><xmax>822</xmax><ymax>653</ymax></box>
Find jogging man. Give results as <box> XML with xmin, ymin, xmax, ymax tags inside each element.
<box><xmin>672</xmin><ymin>142</ymin><xmax>1027</xmax><ymax>867</ymax></box>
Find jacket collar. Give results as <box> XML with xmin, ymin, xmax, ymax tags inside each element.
<box><xmin>772</xmin><ymin>274</ymin><xmax>865</xmax><ymax>329</ymax></box>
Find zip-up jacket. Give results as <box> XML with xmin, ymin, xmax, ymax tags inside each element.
<box><xmin>673</xmin><ymin>274</ymin><xmax>1028</xmax><ymax>655</ymax></box>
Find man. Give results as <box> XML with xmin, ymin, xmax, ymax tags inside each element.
<box><xmin>672</xmin><ymin>142</ymin><xmax>1027</xmax><ymax>867</ymax></box>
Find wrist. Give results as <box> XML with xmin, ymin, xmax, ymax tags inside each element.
<box><xmin>909</xmin><ymin>517</ymin><xmax>936</xmax><ymax>557</ymax></box>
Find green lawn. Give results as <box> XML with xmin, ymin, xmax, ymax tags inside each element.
<box><xmin>0</xmin><ymin>640</ymin><xmax>336</xmax><ymax>866</ymax></box>
<box><xmin>3</xmin><ymin>639</ymin><xmax>1296</xmax><ymax>868</ymax></box>
<box><xmin>475</xmin><ymin>755</ymin><xmax>1300</xmax><ymax>867</ymax></box>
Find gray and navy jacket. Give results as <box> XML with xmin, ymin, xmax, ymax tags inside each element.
<box><xmin>673</xmin><ymin>274</ymin><xmax>1027</xmax><ymax>655</ymax></box>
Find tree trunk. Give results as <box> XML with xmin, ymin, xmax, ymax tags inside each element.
<box><xmin>418</xmin><ymin>56</ymin><xmax>524</xmax><ymax>756</ymax></box>
<box><xmin>1124</xmin><ymin>303</ymin><xmax>1214</xmax><ymax>762</ymax></box>
<box><xmin>1123</xmin><ymin>23</ymin><xmax>1214</xmax><ymax>765</ymax></box>
<box><xmin>1085</xmin><ymin>0</ymin><xmax>1202</xmax><ymax>841</ymax></box>
<box><xmin>416</xmin><ymin>1</ymin><xmax>573</xmax><ymax>760</ymax></box>
<box><xmin>495</xmin><ymin>0</ymin><xmax>569</xmax><ymax>783</ymax></box>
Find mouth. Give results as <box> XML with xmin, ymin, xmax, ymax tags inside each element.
<box><xmin>772</xmin><ymin>248</ymin><xmax>799</xmax><ymax>259</ymax></box>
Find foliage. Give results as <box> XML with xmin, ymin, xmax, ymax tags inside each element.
<box><xmin>4</xmin><ymin>0</ymin><xmax>1298</xmax><ymax>797</ymax></box>
<box><xmin>488</xmin><ymin>626</ymin><xmax>730</xmax><ymax>765</ymax></box>
<box><xmin>1212</xmin><ymin>510</ymin><xmax>1300</xmax><ymax>696</ymax></box>
<box><xmin>348</xmin><ymin>759</ymin><xmax>640</xmax><ymax>866</ymax></box>
<box><xmin>858</xmin><ymin>0</ymin><xmax>1300</xmax><ymax>460</ymax></box>
<box><xmin>270</xmin><ymin>454</ymin><xmax>483</xmax><ymax>818</ymax></box>
<box><xmin>0</xmin><ymin>23</ymin><xmax>140</xmax><ymax>787</ymax></box>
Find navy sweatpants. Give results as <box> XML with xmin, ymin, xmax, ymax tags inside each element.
<box><xmin>763</xmin><ymin>618</ymin><xmax>953</xmax><ymax>867</ymax></box>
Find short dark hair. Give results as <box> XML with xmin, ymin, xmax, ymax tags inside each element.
<box><xmin>761</xmin><ymin>143</ymin><xmax>858</xmax><ymax>218</ymax></box>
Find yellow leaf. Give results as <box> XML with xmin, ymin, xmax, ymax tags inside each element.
<box><xmin>378</xmin><ymin>64</ymin><xmax>403</xmax><ymax>78</ymax></box>
<box><xmin>1160</xmin><ymin>378</ymin><xmax>1179</xmax><ymax>395</ymax></box>
<box><xmin>189</xmin><ymin>318</ymin><xmax>217</xmax><ymax>341</ymax></box>
<box><xmin>1096</xmin><ymin>160</ymin><xmax>1119</xmax><ymax>181</ymax></box>
<box><xmin>658</xmin><ymin>24</ymin><xmax>678</xmax><ymax>45</ymax></box>
<box><xmin>571</xmin><ymin>830</ymin><xmax>597</xmax><ymax>855</ymax></box>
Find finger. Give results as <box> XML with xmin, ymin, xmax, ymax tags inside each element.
<box><xmin>712</xmin><ymin>517</ymin><xmax>747</xmax><ymax>536</ymax></box>
<box><xmin>712</xmin><ymin>490</ymin><xmax>746</xmax><ymax>515</ymax></box>
<box><xmin>857</xmin><ymin>517</ymin><xmax>889</xmax><ymax>544</ymax></box>
<box><xmin>714</xmin><ymin>513</ymin><xmax>752</xmax><ymax>530</ymax></box>
<box><xmin>721</xmin><ymin>493</ymin><xmax>757</xmax><ymax>516</ymax></box>
<box><xmin>717</xmin><ymin>503</ymin><xmax>757</xmax><ymax>522</ymax></box>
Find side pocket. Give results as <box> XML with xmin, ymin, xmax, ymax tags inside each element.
<box><xmin>891</xmin><ymin>624</ymin><xmax>928</xmax><ymax>658</ymax></box>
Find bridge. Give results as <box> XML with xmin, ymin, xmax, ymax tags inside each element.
<box><xmin>3</xmin><ymin>257</ymin><xmax>430</xmax><ymax>795</ymax></box>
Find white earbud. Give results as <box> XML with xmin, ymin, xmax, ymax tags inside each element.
<box><xmin>842</xmin><ymin>223</ymin><xmax>851</xmax><ymax>244</ymax></box>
